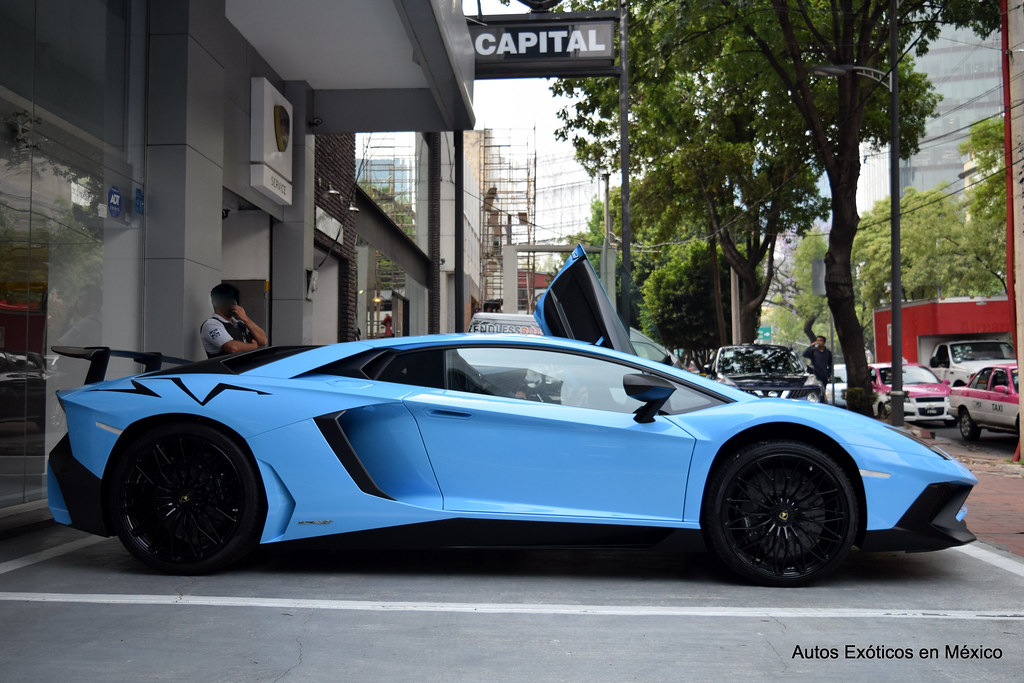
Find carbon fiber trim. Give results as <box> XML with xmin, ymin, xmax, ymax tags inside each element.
<box><xmin>313</xmin><ymin>412</ymin><xmax>395</xmax><ymax>501</ymax></box>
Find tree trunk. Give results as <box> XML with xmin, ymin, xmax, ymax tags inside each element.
<box><xmin>826</xmin><ymin>173</ymin><xmax>873</xmax><ymax>415</ymax></box>
<box><xmin>708</xmin><ymin>237</ymin><xmax>729</xmax><ymax>346</ymax></box>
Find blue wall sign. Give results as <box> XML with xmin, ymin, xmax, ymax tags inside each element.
<box><xmin>135</xmin><ymin>187</ymin><xmax>144</xmax><ymax>215</ymax></box>
<box><xmin>107</xmin><ymin>186</ymin><xmax>122</xmax><ymax>218</ymax></box>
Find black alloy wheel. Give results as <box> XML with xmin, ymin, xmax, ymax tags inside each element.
<box><xmin>703</xmin><ymin>440</ymin><xmax>858</xmax><ymax>587</ymax></box>
<box><xmin>958</xmin><ymin>408</ymin><xmax>981</xmax><ymax>441</ymax></box>
<box><xmin>109</xmin><ymin>423</ymin><xmax>264</xmax><ymax>574</ymax></box>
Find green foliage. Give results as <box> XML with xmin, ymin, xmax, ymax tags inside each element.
<box><xmin>854</xmin><ymin>185</ymin><xmax>1006</xmax><ymax>317</ymax></box>
<box><xmin>641</xmin><ymin>242</ymin><xmax>731</xmax><ymax>360</ymax></box>
<box><xmin>552</xmin><ymin>0</ymin><xmax>999</xmax><ymax>412</ymax></box>
<box><xmin>764</xmin><ymin>231</ymin><xmax>830</xmax><ymax>347</ymax></box>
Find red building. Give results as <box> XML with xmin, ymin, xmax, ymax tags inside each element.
<box><xmin>873</xmin><ymin>296</ymin><xmax>1012</xmax><ymax>363</ymax></box>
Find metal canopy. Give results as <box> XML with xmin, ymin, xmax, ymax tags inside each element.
<box><xmin>225</xmin><ymin>0</ymin><xmax>475</xmax><ymax>132</ymax></box>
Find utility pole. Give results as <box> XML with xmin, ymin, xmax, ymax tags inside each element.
<box><xmin>618</xmin><ymin>0</ymin><xmax>631</xmax><ymax>325</ymax></box>
<box><xmin>730</xmin><ymin>269</ymin><xmax>741</xmax><ymax>344</ymax></box>
<box><xmin>1007</xmin><ymin>0</ymin><xmax>1024</xmax><ymax>461</ymax></box>
<box><xmin>888</xmin><ymin>0</ymin><xmax>905</xmax><ymax>427</ymax></box>
<box><xmin>601</xmin><ymin>170</ymin><xmax>615</xmax><ymax>294</ymax></box>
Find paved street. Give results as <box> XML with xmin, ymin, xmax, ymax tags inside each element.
<box><xmin>2</xmin><ymin>477</ymin><xmax>1023</xmax><ymax>682</ymax></box>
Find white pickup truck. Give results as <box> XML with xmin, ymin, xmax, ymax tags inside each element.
<box><xmin>927</xmin><ymin>339</ymin><xmax>1016</xmax><ymax>386</ymax></box>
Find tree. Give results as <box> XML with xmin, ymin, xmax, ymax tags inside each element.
<box><xmin>855</xmin><ymin>186</ymin><xmax>1005</xmax><ymax>318</ymax></box>
<box><xmin>555</xmin><ymin>2</ymin><xmax>826</xmax><ymax>344</ymax></box>
<box><xmin>959</xmin><ymin>116</ymin><xmax>1010</xmax><ymax>292</ymax></box>
<box><xmin>642</xmin><ymin>242</ymin><xmax>731</xmax><ymax>367</ymax></box>
<box><xmin>554</xmin><ymin>0</ymin><xmax>998</xmax><ymax>413</ymax></box>
<box><xmin>765</xmin><ymin>230</ymin><xmax>831</xmax><ymax>347</ymax></box>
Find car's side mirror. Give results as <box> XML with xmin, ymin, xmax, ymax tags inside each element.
<box><xmin>994</xmin><ymin>385</ymin><xmax>1009</xmax><ymax>394</ymax></box>
<box><xmin>623</xmin><ymin>373</ymin><xmax>676</xmax><ymax>424</ymax></box>
<box><xmin>942</xmin><ymin>379</ymin><xmax>951</xmax><ymax>386</ymax></box>
<box><xmin>929</xmin><ymin>357</ymin><xmax>939</xmax><ymax>368</ymax></box>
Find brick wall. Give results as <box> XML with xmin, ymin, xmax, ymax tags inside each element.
<box><xmin>314</xmin><ymin>134</ymin><xmax>357</xmax><ymax>342</ymax></box>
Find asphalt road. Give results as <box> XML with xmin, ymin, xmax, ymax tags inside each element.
<box><xmin>930</xmin><ymin>423</ymin><xmax>1018</xmax><ymax>456</ymax></box>
<box><xmin>1</xmin><ymin>507</ymin><xmax>1023</xmax><ymax>682</ymax></box>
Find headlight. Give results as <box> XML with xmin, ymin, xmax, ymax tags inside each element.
<box><xmin>885</xmin><ymin>425</ymin><xmax>952</xmax><ymax>460</ymax></box>
<box><xmin>804</xmin><ymin>374</ymin><xmax>818</xmax><ymax>386</ymax></box>
<box><xmin>806</xmin><ymin>392</ymin><xmax>821</xmax><ymax>403</ymax></box>
<box><xmin>718</xmin><ymin>375</ymin><xmax>737</xmax><ymax>386</ymax></box>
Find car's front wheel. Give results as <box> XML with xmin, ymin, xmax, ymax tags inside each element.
<box><xmin>108</xmin><ymin>423</ymin><xmax>265</xmax><ymax>574</ymax></box>
<box><xmin>702</xmin><ymin>440</ymin><xmax>858</xmax><ymax>587</ymax></box>
<box><xmin>958</xmin><ymin>408</ymin><xmax>981</xmax><ymax>441</ymax></box>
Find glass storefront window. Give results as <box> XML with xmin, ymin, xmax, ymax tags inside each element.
<box><xmin>0</xmin><ymin>0</ymin><xmax>146</xmax><ymax>508</ymax></box>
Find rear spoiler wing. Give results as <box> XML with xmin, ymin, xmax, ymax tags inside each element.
<box><xmin>51</xmin><ymin>346</ymin><xmax>192</xmax><ymax>385</ymax></box>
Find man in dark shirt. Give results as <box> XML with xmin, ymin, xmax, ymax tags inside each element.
<box><xmin>802</xmin><ymin>335</ymin><xmax>833</xmax><ymax>387</ymax></box>
<box><xmin>200</xmin><ymin>283</ymin><xmax>268</xmax><ymax>358</ymax></box>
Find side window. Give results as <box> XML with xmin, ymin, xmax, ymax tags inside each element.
<box><xmin>990</xmin><ymin>370</ymin><xmax>1008</xmax><ymax>390</ymax></box>
<box><xmin>936</xmin><ymin>346</ymin><xmax>949</xmax><ymax>367</ymax></box>
<box><xmin>970</xmin><ymin>368</ymin><xmax>992</xmax><ymax>390</ymax></box>
<box><xmin>446</xmin><ymin>346</ymin><xmax>723</xmax><ymax>415</ymax></box>
<box><xmin>376</xmin><ymin>349</ymin><xmax>445</xmax><ymax>389</ymax></box>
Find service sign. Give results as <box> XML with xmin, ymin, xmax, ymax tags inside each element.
<box><xmin>470</xmin><ymin>15</ymin><xmax>617</xmax><ymax>79</ymax></box>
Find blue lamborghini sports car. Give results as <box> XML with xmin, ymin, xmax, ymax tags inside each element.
<box><xmin>47</xmin><ymin>247</ymin><xmax>976</xmax><ymax>586</ymax></box>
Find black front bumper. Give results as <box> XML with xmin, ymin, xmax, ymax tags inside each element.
<box><xmin>49</xmin><ymin>434</ymin><xmax>111</xmax><ymax>537</ymax></box>
<box><xmin>859</xmin><ymin>482</ymin><xmax>975</xmax><ymax>552</ymax></box>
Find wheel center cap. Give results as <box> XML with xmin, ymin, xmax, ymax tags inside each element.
<box><xmin>778</xmin><ymin>509</ymin><xmax>790</xmax><ymax>522</ymax></box>
<box><xmin>178</xmin><ymin>492</ymin><xmax>191</xmax><ymax>505</ymax></box>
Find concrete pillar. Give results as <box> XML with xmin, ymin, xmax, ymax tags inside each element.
<box><xmin>271</xmin><ymin>81</ymin><xmax>316</xmax><ymax>345</ymax></box>
<box><xmin>144</xmin><ymin>3</ymin><xmax>225</xmax><ymax>360</ymax></box>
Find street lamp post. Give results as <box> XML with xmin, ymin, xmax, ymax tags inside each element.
<box><xmin>810</xmin><ymin>0</ymin><xmax>903</xmax><ymax>426</ymax></box>
<box><xmin>888</xmin><ymin>0</ymin><xmax>904</xmax><ymax>428</ymax></box>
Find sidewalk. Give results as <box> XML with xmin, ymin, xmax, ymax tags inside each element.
<box><xmin>935</xmin><ymin>436</ymin><xmax>1024</xmax><ymax>557</ymax></box>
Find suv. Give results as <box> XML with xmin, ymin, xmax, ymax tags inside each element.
<box><xmin>705</xmin><ymin>345</ymin><xmax>824</xmax><ymax>402</ymax></box>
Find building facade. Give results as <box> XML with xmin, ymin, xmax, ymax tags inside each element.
<box><xmin>856</xmin><ymin>25</ymin><xmax>1002</xmax><ymax>213</ymax></box>
<box><xmin>0</xmin><ymin>0</ymin><xmax>475</xmax><ymax>509</ymax></box>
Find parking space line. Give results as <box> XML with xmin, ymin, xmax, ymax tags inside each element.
<box><xmin>953</xmin><ymin>543</ymin><xmax>1024</xmax><ymax>579</ymax></box>
<box><xmin>0</xmin><ymin>537</ymin><xmax>107</xmax><ymax>576</ymax></box>
<box><xmin>0</xmin><ymin>592</ymin><xmax>1022</xmax><ymax>619</ymax></box>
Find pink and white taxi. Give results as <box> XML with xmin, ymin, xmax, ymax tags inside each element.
<box><xmin>949</xmin><ymin>363</ymin><xmax>1019</xmax><ymax>441</ymax></box>
<box><xmin>869</xmin><ymin>362</ymin><xmax>954</xmax><ymax>425</ymax></box>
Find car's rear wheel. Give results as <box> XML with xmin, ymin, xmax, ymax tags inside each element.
<box><xmin>702</xmin><ymin>440</ymin><xmax>858</xmax><ymax>587</ymax></box>
<box><xmin>109</xmin><ymin>423</ymin><xmax>265</xmax><ymax>574</ymax></box>
<box><xmin>958</xmin><ymin>408</ymin><xmax>981</xmax><ymax>441</ymax></box>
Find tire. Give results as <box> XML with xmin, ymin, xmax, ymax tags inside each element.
<box><xmin>108</xmin><ymin>423</ymin><xmax>265</xmax><ymax>574</ymax></box>
<box><xmin>702</xmin><ymin>440</ymin><xmax>858</xmax><ymax>587</ymax></box>
<box><xmin>958</xmin><ymin>408</ymin><xmax>980</xmax><ymax>441</ymax></box>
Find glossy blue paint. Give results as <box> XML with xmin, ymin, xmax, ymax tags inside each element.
<box><xmin>50</xmin><ymin>332</ymin><xmax>978</xmax><ymax>550</ymax></box>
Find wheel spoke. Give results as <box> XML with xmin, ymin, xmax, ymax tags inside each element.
<box><xmin>117</xmin><ymin>433</ymin><xmax>245</xmax><ymax>566</ymax></box>
<box><xmin>718</xmin><ymin>451</ymin><xmax>851</xmax><ymax>581</ymax></box>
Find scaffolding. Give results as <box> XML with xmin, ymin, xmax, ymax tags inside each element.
<box><xmin>473</xmin><ymin>128</ymin><xmax>537</xmax><ymax>313</ymax></box>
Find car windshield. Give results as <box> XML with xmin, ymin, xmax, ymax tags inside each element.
<box><xmin>950</xmin><ymin>341</ymin><xmax>1015</xmax><ymax>363</ymax></box>
<box><xmin>879</xmin><ymin>365</ymin><xmax>940</xmax><ymax>385</ymax></box>
<box><xmin>719</xmin><ymin>347</ymin><xmax>804</xmax><ymax>376</ymax></box>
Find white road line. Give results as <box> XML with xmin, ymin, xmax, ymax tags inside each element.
<box><xmin>0</xmin><ymin>536</ymin><xmax>107</xmax><ymax>576</ymax></box>
<box><xmin>953</xmin><ymin>543</ymin><xmax>1024</xmax><ymax>579</ymax></box>
<box><xmin>0</xmin><ymin>592</ymin><xmax>1021</xmax><ymax>619</ymax></box>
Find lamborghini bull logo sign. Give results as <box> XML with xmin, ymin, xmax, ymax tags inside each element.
<box><xmin>249</xmin><ymin>77</ymin><xmax>293</xmax><ymax>205</ymax></box>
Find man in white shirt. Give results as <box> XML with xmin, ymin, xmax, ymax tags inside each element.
<box><xmin>200</xmin><ymin>283</ymin><xmax>269</xmax><ymax>358</ymax></box>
